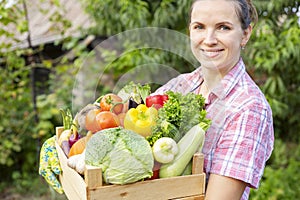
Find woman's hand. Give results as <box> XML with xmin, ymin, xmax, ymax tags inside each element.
<box><xmin>38</xmin><ymin>136</ymin><xmax>63</xmax><ymax>194</ymax></box>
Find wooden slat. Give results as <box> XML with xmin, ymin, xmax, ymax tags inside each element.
<box><xmin>84</xmin><ymin>165</ymin><xmax>103</xmax><ymax>189</ymax></box>
<box><xmin>88</xmin><ymin>173</ymin><xmax>205</xmax><ymax>200</ymax></box>
<box><xmin>192</xmin><ymin>153</ymin><xmax>204</xmax><ymax>174</ymax></box>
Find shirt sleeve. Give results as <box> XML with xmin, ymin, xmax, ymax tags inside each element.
<box><xmin>210</xmin><ymin>102</ymin><xmax>274</xmax><ymax>188</ymax></box>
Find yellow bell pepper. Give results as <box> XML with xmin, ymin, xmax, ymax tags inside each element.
<box><xmin>124</xmin><ymin>104</ymin><xmax>158</xmax><ymax>137</ymax></box>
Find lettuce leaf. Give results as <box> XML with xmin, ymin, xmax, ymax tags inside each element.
<box><xmin>117</xmin><ymin>81</ymin><xmax>151</xmax><ymax>104</ymax></box>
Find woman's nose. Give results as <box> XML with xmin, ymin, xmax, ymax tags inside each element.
<box><xmin>203</xmin><ymin>30</ymin><xmax>217</xmax><ymax>46</ymax></box>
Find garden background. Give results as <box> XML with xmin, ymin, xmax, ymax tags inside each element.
<box><xmin>0</xmin><ymin>0</ymin><xmax>299</xmax><ymax>199</ymax></box>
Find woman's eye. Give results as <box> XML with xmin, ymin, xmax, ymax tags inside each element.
<box><xmin>195</xmin><ymin>25</ymin><xmax>204</xmax><ymax>30</ymax></box>
<box><xmin>190</xmin><ymin>23</ymin><xmax>204</xmax><ymax>30</ymax></box>
<box><xmin>219</xmin><ymin>25</ymin><xmax>231</xmax><ymax>30</ymax></box>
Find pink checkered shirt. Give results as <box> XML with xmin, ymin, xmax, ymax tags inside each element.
<box><xmin>154</xmin><ymin>58</ymin><xmax>274</xmax><ymax>199</ymax></box>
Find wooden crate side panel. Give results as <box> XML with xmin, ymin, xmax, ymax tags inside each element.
<box><xmin>56</xmin><ymin>127</ymin><xmax>87</xmax><ymax>200</ymax></box>
<box><xmin>59</xmin><ymin>173</ymin><xmax>84</xmax><ymax>200</ymax></box>
<box><xmin>87</xmin><ymin>173</ymin><xmax>205</xmax><ymax>200</ymax></box>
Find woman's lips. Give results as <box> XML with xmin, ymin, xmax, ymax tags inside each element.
<box><xmin>201</xmin><ymin>49</ymin><xmax>224</xmax><ymax>58</ymax></box>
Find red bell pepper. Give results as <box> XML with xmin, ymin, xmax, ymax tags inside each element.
<box><xmin>145</xmin><ymin>94</ymin><xmax>168</xmax><ymax>109</ymax></box>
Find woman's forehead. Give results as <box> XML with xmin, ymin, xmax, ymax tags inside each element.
<box><xmin>191</xmin><ymin>0</ymin><xmax>239</xmax><ymax>23</ymax></box>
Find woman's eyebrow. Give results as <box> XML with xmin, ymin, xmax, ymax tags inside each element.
<box><xmin>190</xmin><ymin>21</ymin><xmax>202</xmax><ymax>25</ymax></box>
<box><xmin>215</xmin><ymin>21</ymin><xmax>234</xmax><ymax>26</ymax></box>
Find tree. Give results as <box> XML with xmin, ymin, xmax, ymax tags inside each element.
<box><xmin>0</xmin><ymin>0</ymin><xmax>73</xmax><ymax>193</ymax></box>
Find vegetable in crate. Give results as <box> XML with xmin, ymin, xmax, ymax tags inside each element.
<box><xmin>145</xmin><ymin>94</ymin><xmax>169</xmax><ymax>109</ymax></box>
<box><xmin>147</xmin><ymin>91</ymin><xmax>211</xmax><ymax>146</ymax></box>
<box><xmin>96</xmin><ymin>111</ymin><xmax>121</xmax><ymax>130</ymax></box>
<box><xmin>58</xmin><ymin>108</ymin><xmax>74</xmax><ymax>156</ymax></box>
<box><xmin>75</xmin><ymin>103</ymin><xmax>100</xmax><ymax>132</ymax></box>
<box><xmin>68</xmin><ymin>131</ymin><xmax>93</xmax><ymax>157</ymax></box>
<box><xmin>97</xmin><ymin>93</ymin><xmax>124</xmax><ymax>114</ymax></box>
<box><xmin>117</xmin><ymin>81</ymin><xmax>151</xmax><ymax>105</ymax></box>
<box><xmin>85</xmin><ymin>109</ymin><xmax>120</xmax><ymax>133</ymax></box>
<box><xmin>159</xmin><ymin>123</ymin><xmax>206</xmax><ymax>178</ymax></box>
<box><xmin>152</xmin><ymin>137</ymin><xmax>178</xmax><ymax>164</ymax></box>
<box><xmin>85</xmin><ymin>108</ymin><xmax>102</xmax><ymax>133</ymax></box>
<box><xmin>67</xmin><ymin>150</ymin><xmax>86</xmax><ymax>175</ymax></box>
<box><xmin>124</xmin><ymin>104</ymin><xmax>158</xmax><ymax>137</ymax></box>
<box><xmin>85</xmin><ymin>127</ymin><xmax>154</xmax><ymax>185</ymax></box>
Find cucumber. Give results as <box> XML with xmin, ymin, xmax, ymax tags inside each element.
<box><xmin>159</xmin><ymin>124</ymin><xmax>205</xmax><ymax>178</ymax></box>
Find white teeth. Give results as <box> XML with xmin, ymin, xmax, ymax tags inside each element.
<box><xmin>202</xmin><ymin>50</ymin><xmax>221</xmax><ymax>58</ymax></box>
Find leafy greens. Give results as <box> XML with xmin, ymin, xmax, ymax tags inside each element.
<box><xmin>147</xmin><ymin>91</ymin><xmax>211</xmax><ymax>146</ymax></box>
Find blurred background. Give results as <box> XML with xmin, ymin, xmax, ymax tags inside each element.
<box><xmin>0</xmin><ymin>0</ymin><xmax>299</xmax><ymax>199</ymax></box>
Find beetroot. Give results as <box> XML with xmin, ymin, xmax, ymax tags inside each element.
<box><xmin>68</xmin><ymin>131</ymin><xmax>82</xmax><ymax>147</ymax></box>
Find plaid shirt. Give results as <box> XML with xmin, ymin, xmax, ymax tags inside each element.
<box><xmin>154</xmin><ymin>58</ymin><xmax>274</xmax><ymax>200</ymax></box>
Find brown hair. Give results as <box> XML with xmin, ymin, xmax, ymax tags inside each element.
<box><xmin>191</xmin><ymin>0</ymin><xmax>258</xmax><ymax>29</ymax></box>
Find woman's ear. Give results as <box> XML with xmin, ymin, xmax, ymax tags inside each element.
<box><xmin>241</xmin><ymin>25</ymin><xmax>253</xmax><ymax>47</ymax></box>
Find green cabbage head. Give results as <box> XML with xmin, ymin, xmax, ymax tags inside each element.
<box><xmin>85</xmin><ymin>127</ymin><xmax>154</xmax><ymax>184</ymax></box>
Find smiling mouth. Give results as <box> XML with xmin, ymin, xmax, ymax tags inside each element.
<box><xmin>201</xmin><ymin>49</ymin><xmax>224</xmax><ymax>58</ymax></box>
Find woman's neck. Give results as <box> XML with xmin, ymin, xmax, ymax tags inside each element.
<box><xmin>201</xmin><ymin>58</ymin><xmax>241</xmax><ymax>92</ymax></box>
<box><xmin>201</xmin><ymin>67</ymin><xmax>223</xmax><ymax>93</ymax></box>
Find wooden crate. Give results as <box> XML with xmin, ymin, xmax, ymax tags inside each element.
<box><xmin>56</xmin><ymin>127</ymin><xmax>206</xmax><ymax>200</ymax></box>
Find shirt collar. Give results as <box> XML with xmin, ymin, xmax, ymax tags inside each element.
<box><xmin>211</xmin><ymin>58</ymin><xmax>246</xmax><ymax>100</ymax></box>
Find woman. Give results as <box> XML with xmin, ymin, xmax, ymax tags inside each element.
<box><xmin>39</xmin><ymin>0</ymin><xmax>274</xmax><ymax>199</ymax></box>
<box><xmin>154</xmin><ymin>0</ymin><xmax>274</xmax><ymax>199</ymax></box>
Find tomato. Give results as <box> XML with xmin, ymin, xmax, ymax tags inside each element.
<box><xmin>100</xmin><ymin>93</ymin><xmax>124</xmax><ymax>114</ymax></box>
<box><xmin>96</xmin><ymin>111</ymin><xmax>120</xmax><ymax>130</ymax></box>
<box><xmin>85</xmin><ymin>108</ymin><xmax>102</xmax><ymax>133</ymax></box>
<box><xmin>145</xmin><ymin>94</ymin><xmax>168</xmax><ymax>109</ymax></box>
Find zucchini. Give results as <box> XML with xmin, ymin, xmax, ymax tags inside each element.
<box><xmin>159</xmin><ymin>124</ymin><xmax>205</xmax><ymax>178</ymax></box>
<box><xmin>181</xmin><ymin>159</ymin><xmax>192</xmax><ymax>176</ymax></box>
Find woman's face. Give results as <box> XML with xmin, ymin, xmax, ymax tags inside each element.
<box><xmin>190</xmin><ymin>0</ymin><xmax>252</xmax><ymax>75</ymax></box>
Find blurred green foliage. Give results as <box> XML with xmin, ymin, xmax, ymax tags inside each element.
<box><xmin>250</xmin><ymin>140</ymin><xmax>300</xmax><ymax>199</ymax></box>
<box><xmin>0</xmin><ymin>0</ymin><xmax>299</xmax><ymax>199</ymax></box>
<box><xmin>246</xmin><ymin>0</ymin><xmax>300</xmax><ymax>143</ymax></box>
